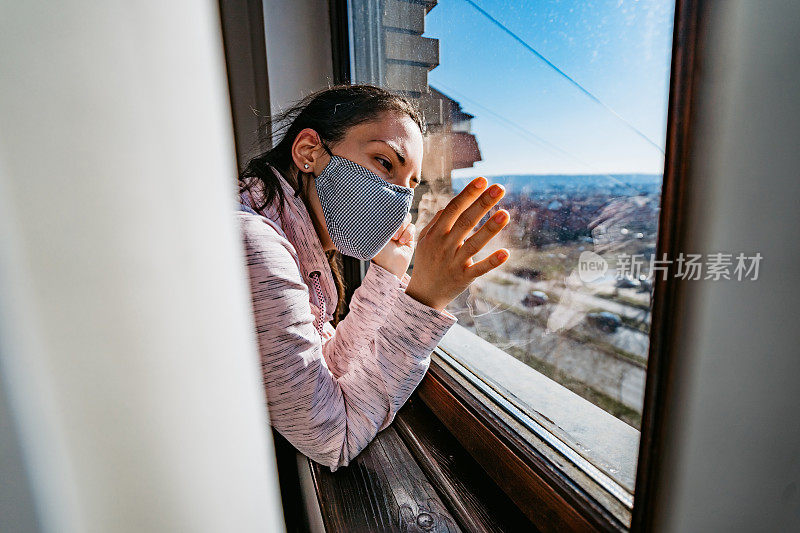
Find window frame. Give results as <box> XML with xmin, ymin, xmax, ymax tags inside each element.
<box><xmin>422</xmin><ymin>347</ymin><xmax>630</xmax><ymax>530</ymax></box>
<box><xmin>330</xmin><ymin>0</ymin><xmax>363</xmax><ymax>314</ymax></box>
<box><xmin>631</xmin><ymin>0</ymin><xmax>703</xmax><ymax>530</ymax></box>
<box><xmin>331</xmin><ymin>0</ymin><xmax>700</xmax><ymax>530</ymax></box>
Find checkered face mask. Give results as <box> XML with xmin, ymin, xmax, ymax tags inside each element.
<box><xmin>312</xmin><ymin>142</ymin><xmax>414</xmax><ymax>260</ymax></box>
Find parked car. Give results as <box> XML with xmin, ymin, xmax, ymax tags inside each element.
<box><xmin>615</xmin><ymin>276</ymin><xmax>641</xmax><ymax>289</ymax></box>
<box><xmin>512</xmin><ymin>267</ymin><xmax>542</xmax><ymax>281</ymax></box>
<box><xmin>586</xmin><ymin>311</ymin><xmax>623</xmax><ymax>333</ymax></box>
<box><xmin>522</xmin><ymin>290</ymin><xmax>549</xmax><ymax>307</ymax></box>
<box><xmin>638</xmin><ymin>278</ymin><xmax>653</xmax><ymax>293</ymax></box>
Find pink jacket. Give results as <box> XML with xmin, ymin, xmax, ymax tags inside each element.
<box><xmin>236</xmin><ymin>165</ymin><xmax>457</xmax><ymax>471</ymax></box>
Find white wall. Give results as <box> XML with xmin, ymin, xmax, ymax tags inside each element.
<box><xmin>655</xmin><ymin>1</ymin><xmax>800</xmax><ymax>530</ymax></box>
<box><xmin>262</xmin><ymin>0</ymin><xmax>336</xmax><ymax>117</ymax></box>
<box><xmin>0</xmin><ymin>2</ymin><xmax>284</xmax><ymax>532</ymax></box>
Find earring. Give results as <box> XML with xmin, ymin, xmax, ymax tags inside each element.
<box><xmin>304</xmin><ymin>163</ymin><xmax>309</xmax><ymax>169</ymax></box>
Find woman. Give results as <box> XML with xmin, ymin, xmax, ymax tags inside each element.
<box><xmin>237</xmin><ymin>84</ymin><xmax>510</xmax><ymax>471</ymax></box>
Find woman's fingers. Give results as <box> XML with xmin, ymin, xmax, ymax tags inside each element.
<box><xmin>447</xmin><ymin>183</ymin><xmax>505</xmax><ymax>245</ymax></box>
<box><xmin>393</xmin><ymin>212</ymin><xmax>412</xmax><ymax>240</ymax></box>
<box><xmin>457</xmin><ymin>209</ymin><xmax>510</xmax><ymax>262</ymax></box>
<box><xmin>399</xmin><ymin>223</ymin><xmax>414</xmax><ymax>245</ymax></box>
<box><xmin>467</xmin><ymin>248</ymin><xmax>510</xmax><ymax>278</ymax></box>
<box><xmin>431</xmin><ymin>177</ymin><xmax>489</xmax><ymax>236</ymax></box>
<box><xmin>417</xmin><ymin>209</ymin><xmax>442</xmax><ymax>241</ymax></box>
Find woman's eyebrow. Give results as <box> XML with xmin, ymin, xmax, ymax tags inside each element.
<box><xmin>369</xmin><ymin>139</ymin><xmax>406</xmax><ymax>165</ymax></box>
<box><xmin>369</xmin><ymin>139</ymin><xmax>421</xmax><ymax>183</ymax></box>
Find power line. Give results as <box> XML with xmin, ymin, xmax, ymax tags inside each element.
<box><xmin>433</xmin><ymin>80</ymin><xmax>644</xmax><ymax>195</ymax></box>
<box><xmin>460</xmin><ymin>0</ymin><xmax>666</xmax><ymax>154</ymax></box>
<box><xmin>434</xmin><ymin>82</ymin><xmax>577</xmax><ymax>160</ymax></box>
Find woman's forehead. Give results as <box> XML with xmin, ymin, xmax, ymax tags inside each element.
<box><xmin>350</xmin><ymin>116</ymin><xmax>423</xmax><ymax>159</ymax></box>
<box><xmin>351</xmin><ymin>114</ymin><xmax>421</xmax><ymax>145</ymax></box>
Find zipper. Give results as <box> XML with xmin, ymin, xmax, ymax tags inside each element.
<box><xmin>309</xmin><ymin>271</ymin><xmax>326</xmax><ymax>337</ymax></box>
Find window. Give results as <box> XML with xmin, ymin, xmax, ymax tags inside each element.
<box><xmin>347</xmin><ymin>0</ymin><xmax>675</xmax><ymax>527</ymax></box>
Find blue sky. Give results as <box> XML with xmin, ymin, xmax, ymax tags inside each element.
<box><xmin>423</xmin><ymin>0</ymin><xmax>675</xmax><ymax>176</ymax></box>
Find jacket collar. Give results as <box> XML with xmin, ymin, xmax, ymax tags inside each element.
<box><xmin>240</xmin><ymin>165</ymin><xmax>338</xmax><ymax>319</ymax></box>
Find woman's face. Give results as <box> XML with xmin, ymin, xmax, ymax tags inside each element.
<box><xmin>292</xmin><ymin>110</ymin><xmax>424</xmax><ymax>190</ymax></box>
<box><xmin>290</xmin><ymin>111</ymin><xmax>424</xmax><ymax>251</ymax></box>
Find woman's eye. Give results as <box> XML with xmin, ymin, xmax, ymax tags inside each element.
<box><xmin>376</xmin><ymin>157</ymin><xmax>392</xmax><ymax>172</ymax></box>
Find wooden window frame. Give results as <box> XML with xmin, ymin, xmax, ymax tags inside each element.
<box><xmin>331</xmin><ymin>0</ymin><xmax>702</xmax><ymax>530</ymax></box>
<box><xmin>420</xmin><ymin>349</ymin><xmax>630</xmax><ymax>531</ymax></box>
<box><xmin>630</xmin><ymin>0</ymin><xmax>704</xmax><ymax>530</ymax></box>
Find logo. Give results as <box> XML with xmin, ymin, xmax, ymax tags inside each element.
<box><xmin>578</xmin><ymin>251</ymin><xmax>608</xmax><ymax>283</ymax></box>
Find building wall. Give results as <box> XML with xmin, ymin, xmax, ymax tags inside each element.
<box><xmin>0</xmin><ymin>2</ymin><xmax>286</xmax><ymax>531</ymax></box>
<box><xmin>263</xmin><ymin>0</ymin><xmax>335</xmax><ymax>125</ymax></box>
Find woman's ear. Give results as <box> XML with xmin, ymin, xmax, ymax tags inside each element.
<box><xmin>290</xmin><ymin>128</ymin><xmax>328</xmax><ymax>175</ymax></box>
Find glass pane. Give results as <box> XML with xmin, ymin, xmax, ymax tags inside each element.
<box><xmin>349</xmin><ymin>0</ymin><xmax>675</xmax><ymax>499</ymax></box>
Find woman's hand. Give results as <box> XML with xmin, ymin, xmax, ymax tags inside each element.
<box><xmin>404</xmin><ymin>177</ymin><xmax>511</xmax><ymax>311</ymax></box>
<box><xmin>370</xmin><ymin>212</ymin><xmax>415</xmax><ymax>279</ymax></box>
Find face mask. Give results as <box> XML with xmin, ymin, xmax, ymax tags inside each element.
<box><xmin>311</xmin><ymin>140</ymin><xmax>414</xmax><ymax>260</ymax></box>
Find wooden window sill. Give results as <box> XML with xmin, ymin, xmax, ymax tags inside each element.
<box><xmin>282</xmin><ymin>395</ymin><xmax>536</xmax><ymax>532</ymax></box>
<box><xmin>275</xmin><ymin>330</ymin><xmax>636</xmax><ymax>531</ymax></box>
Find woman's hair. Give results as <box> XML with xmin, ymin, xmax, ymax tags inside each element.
<box><xmin>239</xmin><ymin>84</ymin><xmax>426</xmax><ymax>326</ymax></box>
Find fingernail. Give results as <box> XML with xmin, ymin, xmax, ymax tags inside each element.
<box><xmin>493</xmin><ymin>211</ymin><xmax>507</xmax><ymax>223</ymax></box>
<box><xmin>496</xmin><ymin>251</ymin><xmax>508</xmax><ymax>263</ymax></box>
<box><xmin>473</xmin><ymin>177</ymin><xmax>487</xmax><ymax>189</ymax></box>
<box><xmin>490</xmin><ymin>185</ymin><xmax>504</xmax><ymax>197</ymax></box>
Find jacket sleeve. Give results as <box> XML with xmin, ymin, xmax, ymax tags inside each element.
<box><xmin>320</xmin><ymin>261</ymin><xmax>440</xmax><ymax>378</ymax></box>
<box><xmin>321</xmin><ymin>261</ymin><xmax>458</xmax><ymax>436</ymax></box>
<box><xmin>239</xmin><ymin>214</ymin><xmax>457</xmax><ymax>472</ymax></box>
